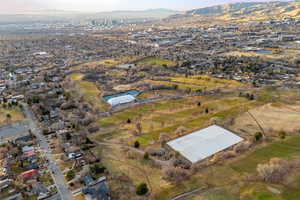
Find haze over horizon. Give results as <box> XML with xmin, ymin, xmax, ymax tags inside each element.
<box><xmin>0</xmin><ymin>0</ymin><xmax>291</xmax><ymax>14</ymax></box>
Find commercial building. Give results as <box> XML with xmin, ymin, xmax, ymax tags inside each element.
<box><xmin>167</xmin><ymin>125</ymin><xmax>244</xmax><ymax>163</ymax></box>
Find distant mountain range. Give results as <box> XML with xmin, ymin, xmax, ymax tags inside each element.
<box><xmin>0</xmin><ymin>8</ymin><xmax>180</xmax><ymax>24</ymax></box>
<box><xmin>2</xmin><ymin>1</ymin><xmax>300</xmax><ymax>25</ymax></box>
<box><xmin>184</xmin><ymin>1</ymin><xmax>300</xmax><ymax>21</ymax></box>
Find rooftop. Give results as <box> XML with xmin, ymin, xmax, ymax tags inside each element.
<box><xmin>167</xmin><ymin>125</ymin><xmax>244</xmax><ymax>163</ymax></box>
<box><xmin>107</xmin><ymin>94</ymin><xmax>136</xmax><ymax>106</ymax></box>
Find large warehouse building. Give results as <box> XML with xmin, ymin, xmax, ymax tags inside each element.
<box><xmin>167</xmin><ymin>125</ymin><xmax>244</xmax><ymax>163</ymax></box>
<box><xmin>107</xmin><ymin>95</ymin><xmax>136</xmax><ymax>107</ymax></box>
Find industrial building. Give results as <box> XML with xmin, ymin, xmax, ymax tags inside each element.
<box><xmin>107</xmin><ymin>94</ymin><xmax>136</xmax><ymax>106</ymax></box>
<box><xmin>167</xmin><ymin>125</ymin><xmax>244</xmax><ymax>163</ymax></box>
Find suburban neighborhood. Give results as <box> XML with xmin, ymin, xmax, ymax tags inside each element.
<box><xmin>1</xmin><ymin>1</ymin><xmax>300</xmax><ymax>200</ymax></box>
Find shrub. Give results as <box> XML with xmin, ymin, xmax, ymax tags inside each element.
<box><xmin>234</xmin><ymin>141</ymin><xmax>251</xmax><ymax>153</ymax></box>
<box><xmin>257</xmin><ymin>158</ymin><xmax>290</xmax><ymax>183</ymax></box>
<box><xmin>254</xmin><ymin>132</ymin><xmax>263</xmax><ymax>141</ymax></box>
<box><xmin>279</xmin><ymin>130</ymin><xmax>286</xmax><ymax>139</ymax></box>
<box><xmin>143</xmin><ymin>152</ymin><xmax>149</xmax><ymax>160</ymax></box>
<box><xmin>134</xmin><ymin>141</ymin><xmax>140</xmax><ymax>148</ymax></box>
<box><xmin>90</xmin><ymin>164</ymin><xmax>106</xmax><ymax>175</ymax></box>
<box><xmin>205</xmin><ymin>108</ymin><xmax>209</xmax><ymax>114</ymax></box>
<box><xmin>87</xmin><ymin>124</ymin><xmax>100</xmax><ymax>133</ymax></box>
<box><xmin>43</xmin><ymin>129</ymin><xmax>49</xmax><ymax>135</ymax></box>
<box><xmin>173</xmin><ymin>159</ymin><xmax>191</xmax><ymax>169</ymax></box>
<box><xmin>136</xmin><ymin>183</ymin><xmax>148</xmax><ymax>195</ymax></box>
<box><xmin>163</xmin><ymin>167</ymin><xmax>189</xmax><ymax>182</ymax></box>
<box><xmin>66</xmin><ymin>170</ymin><xmax>75</xmax><ymax>181</ymax></box>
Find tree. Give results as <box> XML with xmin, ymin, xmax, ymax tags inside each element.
<box><xmin>43</xmin><ymin>129</ymin><xmax>49</xmax><ymax>135</ymax></box>
<box><xmin>66</xmin><ymin>170</ymin><xmax>75</xmax><ymax>181</ymax></box>
<box><xmin>257</xmin><ymin>158</ymin><xmax>290</xmax><ymax>183</ymax></box>
<box><xmin>136</xmin><ymin>183</ymin><xmax>148</xmax><ymax>195</ymax></box>
<box><xmin>66</xmin><ymin>133</ymin><xmax>72</xmax><ymax>141</ymax></box>
<box><xmin>136</xmin><ymin>122</ymin><xmax>142</xmax><ymax>135</ymax></box>
<box><xmin>205</xmin><ymin>108</ymin><xmax>209</xmax><ymax>114</ymax></box>
<box><xmin>6</xmin><ymin>113</ymin><xmax>12</xmax><ymax>124</ymax></box>
<box><xmin>134</xmin><ymin>141</ymin><xmax>140</xmax><ymax>148</ymax></box>
<box><xmin>6</xmin><ymin>113</ymin><xmax>11</xmax><ymax>119</ymax></box>
<box><xmin>163</xmin><ymin>167</ymin><xmax>189</xmax><ymax>182</ymax></box>
<box><xmin>90</xmin><ymin>164</ymin><xmax>106</xmax><ymax>175</ymax></box>
<box><xmin>254</xmin><ymin>132</ymin><xmax>263</xmax><ymax>141</ymax></box>
<box><xmin>279</xmin><ymin>130</ymin><xmax>286</xmax><ymax>139</ymax></box>
<box><xmin>144</xmin><ymin>152</ymin><xmax>149</xmax><ymax>160</ymax></box>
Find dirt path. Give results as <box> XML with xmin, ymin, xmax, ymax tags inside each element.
<box><xmin>170</xmin><ymin>186</ymin><xmax>209</xmax><ymax>200</ymax></box>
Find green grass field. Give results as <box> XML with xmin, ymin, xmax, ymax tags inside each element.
<box><xmin>146</xmin><ymin>75</ymin><xmax>245</xmax><ymax>92</ymax></box>
<box><xmin>137</xmin><ymin>57</ymin><xmax>177</xmax><ymax>67</ymax></box>
<box><xmin>230</xmin><ymin>135</ymin><xmax>300</xmax><ymax>173</ymax></box>
<box><xmin>69</xmin><ymin>73</ymin><xmax>109</xmax><ymax>111</ymax></box>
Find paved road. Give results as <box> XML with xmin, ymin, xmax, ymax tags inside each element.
<box><xmin>22</xmin><ymin>104</ymin><xmax>74</xmax><ymax>200</ymax></box>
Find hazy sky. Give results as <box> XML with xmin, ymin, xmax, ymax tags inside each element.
<box><xmin>0</xmin><ymin>0</ymin><xmax>290</xmax><ymax>13</ymax></box>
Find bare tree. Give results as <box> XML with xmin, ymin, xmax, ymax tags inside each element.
<box><xmin>163</xmin><ymin>167</ymin><xmax>189</xmax><ymax>182</ymax></box>
<box><xmin>257</xmin><ymin>158</ymin><xmax>291</xmax><ymax>183</ymax></box>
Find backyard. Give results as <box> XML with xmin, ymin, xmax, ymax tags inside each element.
<box><xmin>0</xmin><ymin>106</ymin><xmax>25</xmax><ymax>126</ymax></box>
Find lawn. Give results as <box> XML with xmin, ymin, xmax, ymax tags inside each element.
<box><xmin>137</xmin><ymin>57</ymin><xmax>177</xmax><ymax>67</ymax></box>
<box><xmin>237</xmin><ymin>174</ymin><xmax>300</xmax><ymax>200</ymax></box>
<box><xmin>230</xmin><ymin>135</ymin><xmax>300</xmax><ymax>173</ymax></box>
<box><xmin>0</xmin><ymin>106</ymin><xmax>25</xmax><ymax>126</ymax></box>
<box><xmin>68</xmin><ymin>73</ymin><xmax>109</xmax><ymax>111</ymax></box>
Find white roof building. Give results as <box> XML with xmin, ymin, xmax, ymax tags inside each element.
<box><xmin>107</xmin><ymin>95</ymin><xmax>136</xmax><ymax>106</ymax></box>
<box><xmin>167</xmin><ymin>125</ymin><xmax>244</xmax><ymax>163</ymax></box>
<box><xmin>33</xmin><ymin>52</ymin><xmax>48</xmax><ymax>56</ymax></box>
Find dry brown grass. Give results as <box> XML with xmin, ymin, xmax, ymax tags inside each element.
<box><xmin>0</xmin><ymin>107</ymin><xmax>25</xmax><ymax>126</ymax></box>
<box><xmin>232</xmin><ymin>103</ymin><xmax>300</xmax><ymax>135</ymax></box>
<box><xmin>71</xmin><ymin>56</ymin><xmax>139</xmax><ymax>71</ymax></box>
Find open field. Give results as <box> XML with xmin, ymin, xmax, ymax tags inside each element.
<box><xmin>89</xmin><ymin>88</ymin><xmax>300</xmax><ymax>199</ymax></box>
<box><xmin>146</xmin><ymin>75</ymin><xmax>245</xmax><ymax>92</ymax></box>
<box><xmin>71</xmin><ymin>56</ymin><xmax>139</xmax><ymax>71</ymax></box>
<box><xmin>93</xmin><ymin>145</ymin><xmax>169</xmax><ymax>197</ymax></box>
<box><xmin>68</xmin><ymin>73</ymin><xmax>109</xmax><ymax>111</ymax></box>
<box><xmin>222</xmin><ymin>48</ymin><xmax>300</xmax><ymax>61</ymax></box>
<box><xmin>230</xmin><ymin>135</ymin><xmax>300</xmax><ymax>173</ymax></box>
<box><xmin>232</xmin><ymin>103</ymin><xmax>300</xmax><ymax>134</ymax></box>
<box><xmin>94</xmin><ymin>93</ymin><xmax>261</xmax><ymax>147</ymax></box>
<box><xmin>137</xmin><ymin>57</ymin><xmax>177</xmax><ymax>67</ymax></box>
<box><xmin>0</xmin><ymin>106</ymin><xmax>25</xmax><ymax>126</ymax></box>
<box><xmin>154</xmin><ymin>134</ymin><xmax>300</xmax><ymax>200</ymax></box>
